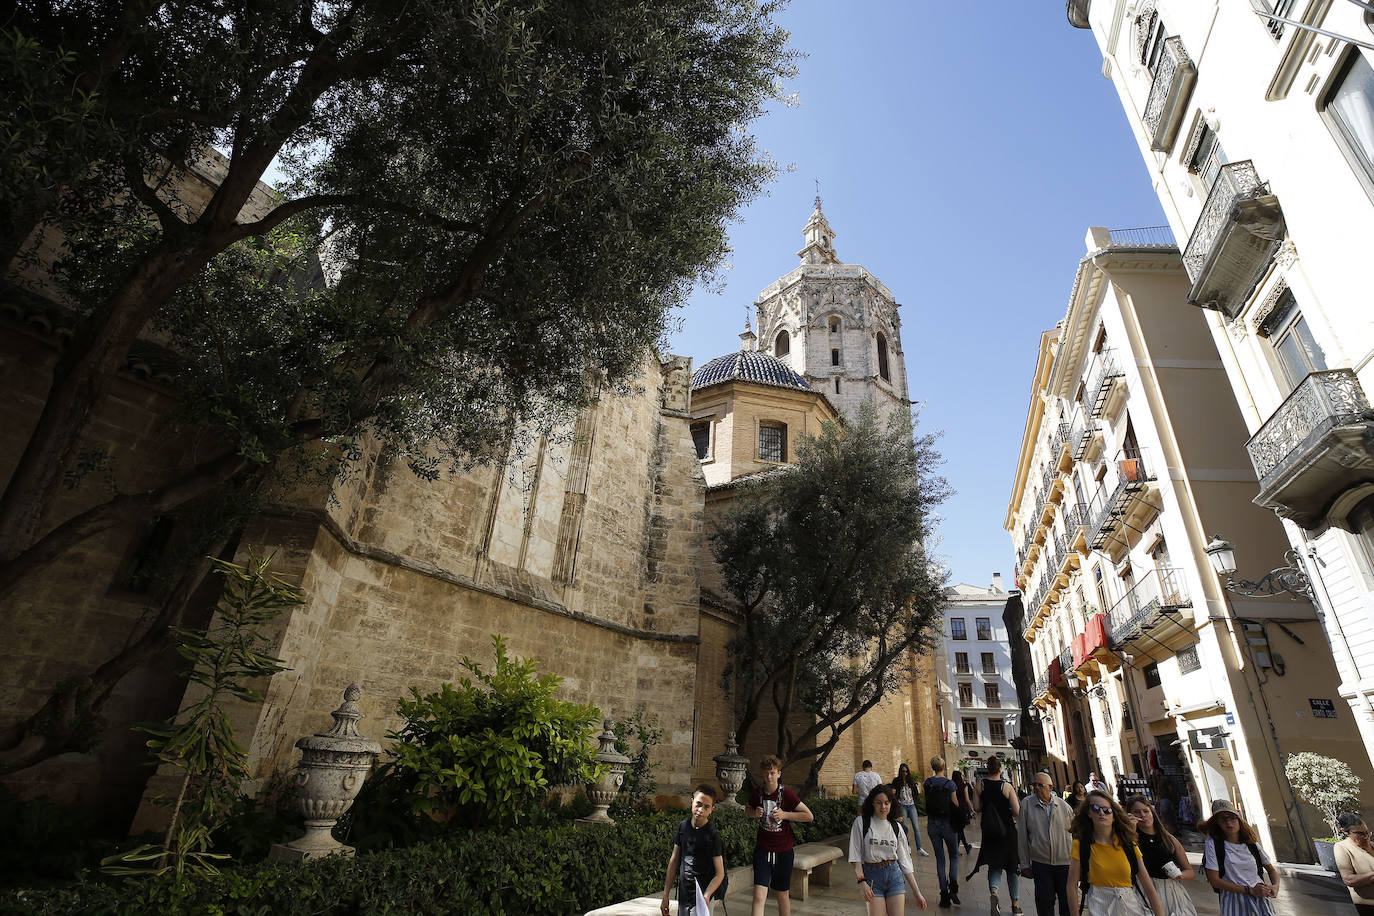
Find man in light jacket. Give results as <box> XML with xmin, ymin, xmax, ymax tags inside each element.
<box><xmin>1017</xmin><ymin>772</ymin><xmax>1074</xmax><ymax>916</ymax></box>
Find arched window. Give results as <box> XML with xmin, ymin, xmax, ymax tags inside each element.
<box><xmin>876</xmin><ymin>332</ymin><xmax>890</xmax><ymax>382</ymax></box>
<box><xmin>828</xmin><ymin>316</ymin><xmax>841</xmax><ymax>333</ymax></box>
<box><xmin>775</xmin><ymin>330</ymin><xmax>790</xmax><ymax>357</ymax></box>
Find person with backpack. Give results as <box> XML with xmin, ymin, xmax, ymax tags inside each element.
<box><xmin>1200</xmin><ymin>799</ymin><xmax>1279</xmax><ymax>915</ymax></box>
<box><xmin>747</xmin><ymin>754</ymin><xmax>813</xmax><ymax>916</ymax></box>
<box><xmin>923</xmin><ymin>755</ymin><xmax>962</xmax><ymax>908</ymax></box>
<box><xmin>967</xmin><ymin>755</ymin><xmax>1023</xmax><ymax>916</ymax></box>
<box><xmin>952</xmin><ymin>770</ymin><xmax>975</xmax><ymax>853</ymax></box>
<box><xmin>661</xmin><ymin>784</ymin><xmax>726</xmax><ymax>916</ymax></box>
<box><xmin>849</xmin><ymin>784</ymin><xmax>929</xmax><ymax>914</ymax></box>
<box><xmin>1125</xmin><ymin>795</ymin><xmax>1196</xmax><ymax>916</ymax></box>
<box><xmin>1067</xmin><ymin>789</ymin><xmax>1165</xmax><ymax>916</ymax></box>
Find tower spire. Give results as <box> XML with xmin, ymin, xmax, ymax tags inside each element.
<box><xmin>797</xmin><ymin>193</ymin><xmax>839</xmax><ymax>265</ymax></box>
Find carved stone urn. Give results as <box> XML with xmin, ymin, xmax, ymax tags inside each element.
<box><xmin>713</xmin><ymin>732</ymin><xmax>749</xmax><ymax>806</ymax></box>
<box><xmin>269</xmin><ymin>684</ymin><xmax>381</xmax><ymax>860</ymax></box>
<box><xmin>578</xmin><ymin>718</ymin><xmax>631</xmax><ymax>825</ymax></box>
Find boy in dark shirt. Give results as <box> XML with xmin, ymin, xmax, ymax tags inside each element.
<box><xmin>661</xmin><ymin>784</ymin><xmax>726</xmax><ymax>916</ymax></box>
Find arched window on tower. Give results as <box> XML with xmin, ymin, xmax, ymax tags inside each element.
<box><xmin>775</xmin><ymin>330</ymin><xmax>790</xmax><ymax>357</ymax></box>
<box><xmin>828</xmin><ymin>316</ymin><xmax>841</xmax><ymax>333</ymax></box>
<box><xmin>876</xmin><ymin>332</ymin><xmax>891</xmax><ymax>382</ymax></box>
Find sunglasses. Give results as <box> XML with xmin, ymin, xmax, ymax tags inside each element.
<box><xmin>1090</xmin><ymin>804</ymin><xmax>1114</xmax><ymax>815</ymax></box>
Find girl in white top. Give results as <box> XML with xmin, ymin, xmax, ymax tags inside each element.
<box><xmin>850</xmin><ymin>786</ymin><xmax>928</xmax><ymax>914</ymax></box>
<box><xmin>1200</xmin><ymin>800</ymin><xmax>1279</xmax><ymax>916</ymax></box>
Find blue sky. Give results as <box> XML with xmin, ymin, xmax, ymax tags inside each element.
<box><xmin>668</xmin><ymin>2</ymin><xmax>1168</xmax><ymax>589</ymax></box>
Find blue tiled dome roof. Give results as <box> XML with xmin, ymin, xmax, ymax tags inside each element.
<box><xmin>691</xmin><ymin>350</ymin><xmax>812</xmax><ymax>392</ymax></box>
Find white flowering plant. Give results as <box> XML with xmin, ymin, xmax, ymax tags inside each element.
<box><xmin>1286</xmin><ymin>752</ymin><xmax>1362</xmax><ymax>840</ymax></box>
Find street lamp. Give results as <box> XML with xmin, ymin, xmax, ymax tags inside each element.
<box><xmin>1204</xmin><ymin>534</ymin><xmax>1313</xmax><ymax>600</ymax></box>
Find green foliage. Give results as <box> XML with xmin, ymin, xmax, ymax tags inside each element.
<box><xmin>1287</xmin><ymin>751</ymin><xmax>1362</xmax><ymax>839</ymax></box>
<box><xmin>102</xmin><ymin>554</ymin><xmax>297</xmax><ymax>881</ymax></box>
<box><xmin>610</xmin><ymin>707</ymin><xmax>664</xmax><ymax>816</ymax></box>
<box><xmin>4</xmin><ymin>799</ymin><xmax>859</xmax><ymax>915</ymax></box>
<box><xmin>0</xmin><ymin>787</ymin><xmax>109</xmax><ymax>888</ymax></box>
<box><xmin>384</xmin><ymin>636</ymin><xmax>601</xmax><ymax>829</ymax></box>
<box><xmin>712</xmin><ymin>400</ymin><xmax>950</xmax><ymax>789</ymax></box>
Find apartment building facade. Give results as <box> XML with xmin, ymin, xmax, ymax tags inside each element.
<box><xmin>1068</xmin><ymin>0</ymin><xmax>1374</xmax><ymax>769</ymax></box>
<box><xmin>1006</xmin><ymin>227</ymin><xmax>1371</xmax><ymax>863</ymax></box>
<box><xmin>940</xmin><ymin>577</ymin><xmax>1021</xmax><ymax>778</ymax></box>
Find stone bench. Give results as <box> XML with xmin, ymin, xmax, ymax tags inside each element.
<box><xmin>584</xmin><ymin>896</ymin><xmax>673</xmax><ymax>915</ymax></box>
<box><xmin>791</xmin><ymin>842</ymin><xmax>845</xmax><ymax>901</ymax></box>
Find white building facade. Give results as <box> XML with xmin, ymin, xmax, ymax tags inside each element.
<box><xmin>1068</xmin><ymin>0</ymin><xmax>1374</xmax><ymax>770</ymax></box>
<box><xmin>939</xmin><ymin>577</ymin><xmax>1021</xmax><ymax>777</ymax></box>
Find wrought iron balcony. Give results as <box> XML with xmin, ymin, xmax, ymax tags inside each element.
<box><xmin>1247</xmin><ymin>370</ymin><xmax>1374</xmax><ymax>529</ymax></box>
<box><xmin>1182</xmin><ymin>161</ymin><xmax>1286</xmax><ymax>317</ymax></box>
<box><xmin>1087</xmin><ymin>447</ymin><xmax>1157</xmax><ymax>551</ymax></box>
<box><xmin>1033</xmin><ymin>670</ymin><xmax>1051</xmax><ymax>700</ymax></box>
<box><xmin>1142</xmin><ymin>37</ymin><xmax>1196</xmax><ymax>153</ymax></box>
<box><xmin>1067</xmin><ymin>0</ymin><xmax>1091</xmax><ymax>29</ymax></box>
<box><xmin>1057</xmin><ymin>646</ymin><xmax>1073</xmax><ymax>680</ymax></box>
<box><xmin>1062</xmin><ymin>502</ymin><xmax>1086</xmax><ymax>541</ymax></box>
<box><xmin>1106</xmin><ymin>567</ymin><xmax>1192</xmax><ymax>649</ymax></box>
<box><xmin>1085</xmin><ymin>349</ymin><xmax>1124</xmax><ymax>419</ymax></box>
<box><xmin>1052</xmin><ymin>422</ymin><xmax>1071</xmax><ymax>460</ymax></box>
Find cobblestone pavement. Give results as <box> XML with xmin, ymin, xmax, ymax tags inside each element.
<box><xmin>714</xmin><ymin>823</ymin><xmax>1351</xmax><ymax>915</ymax></box>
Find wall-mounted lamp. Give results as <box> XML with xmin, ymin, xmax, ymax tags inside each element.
<box><xmin>1204</xmin><ymin>535</ymin><xmax>1313</xmax><ymax>600</ymax></box>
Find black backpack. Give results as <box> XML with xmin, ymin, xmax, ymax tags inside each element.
<box><xmin>1212</xmin><ymin>838</ymin><xmax>1264</xmax><ymax>895</ymax></box>
<box><xmin>1077</xmin><ymin>836</ymin><xmax>1140</xmax><ymax>916</ymax></box>
<box><xmin>924</xmin><ymin>777</ymin><xmax>953</xmax><ymax>820</ymax></box>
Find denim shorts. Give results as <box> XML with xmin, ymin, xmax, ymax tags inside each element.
<box><xmin>752</xmin><ymin>847</ymin><xmax>794</xmax><ymax>891</ymax></box>
<box><xmin>863</xmin><ymin>861</ymin><xmax>906</xmax><ymax>898</ymax></box>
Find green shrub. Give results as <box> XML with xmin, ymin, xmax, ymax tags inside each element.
<box><xmin>1</xmin><ymin>798</ymin><xmax>858</xmax><ymax>915</ymax></box>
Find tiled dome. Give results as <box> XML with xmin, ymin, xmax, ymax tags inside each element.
<box><xmin>691</xmin><ymin>350</ymin><xmax>811</xmax><ymax>392</ymax></box>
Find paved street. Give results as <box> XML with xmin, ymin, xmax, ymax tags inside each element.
<box><xmin>707</xmin><ymin>824</ymin><xmax>1351</xmax><ymax>915</ymax></box>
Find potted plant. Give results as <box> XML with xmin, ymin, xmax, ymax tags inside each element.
<box><xmin>1286</xmin><ymin>751</ymin><xmax>1362</xmax><ymax>871</ymax></box>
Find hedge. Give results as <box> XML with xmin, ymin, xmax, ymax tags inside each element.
<box><xmin>1</xmin><ymin>797</ymin><xmax>858</xmax><ymax>915</ymax></box>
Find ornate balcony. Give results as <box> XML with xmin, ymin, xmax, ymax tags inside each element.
<box><xmin>1085</xmin><ymin>349</ymin><xmax>1125</xmax><ymax>419</ymax></box>
<box><xmin>1067</xmin><ymin>0</ymin><xmax>1091</xmax><ymax>29</ymax></box>
<box><xmin>1052</xmin><ymin>422</ymin><xmax>1071</xmax><ymax>461</ymax></box>
<box><xmin>1056</xmin><ymin>647</ymin><xmax>1073</xmax><ymax>681</ymax></box>
<box><xmin>1182</xmin><ymin>161</ymin><xmax>1286</xmax><ymax>317</ymax></box>
<box><xmin>1143</xmin><ymin>37</ymin><xmax>1196</xmax><ymax>153</ymax></box>
<box><xmin>1106</xmin><ymin>567</ymin><xmax>1192</xmax><ymax>649</ymax></box>
<box><xmin>1087</xmin><ymin>447</ymin><xmax>1157</xmax><ymax>551</ymax></box>
<box><xmin>1247</xmin><ymin>370</ymin><xmax>1374</xmax><ymax>529</ymax></box>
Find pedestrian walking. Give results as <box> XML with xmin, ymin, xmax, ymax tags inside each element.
<box><xmin>952</xmin><ymin>770</ymin><xmax>974</xmax><ymax>854</ymax></box>
<box><xmin>1065</xmin><ymin>782</ymin><xmax>1088</xmax><ymax>812</ymax></box>
<box><xmin>1200</xmin><ymin>799</ymin><xmax>1279</xmax><ymax>916</ymax></box>
<box><xmin>1017</xmin><ymin>772</ymin><xmax>1074</xmax><ymax>916</ymax></box>
<box><xmin>747</xmin><ymin>754</ymin><xmax>814</xmax><ymax>916</ymax></box>
<box><xmin>892</xmin><ymin>762</ymin><xmax>930</xmax><ymax>857</ymax></box>
<box><xmin>922</xmin><ymin>755</ymin><xmax>962</xmax><ymax>909</ymax></box>
<box><xmin>849</xmin><ymin>785</ymin><xmax>929</xmax><ymax>915</ymax></box>
<box><xmin>1125</xmin><ymin>795</ymin><xmax>1196</xmax><ymax>916</ymax></box>
<box><xmin>1335</xmin><ymin>813</ymin><xmax>1374</xmax><ymax>915</ymax></box>
<box><xmin>967</xmin><ymin>755</ymin><xmax>1023</xmax><ymax>916</ymax></box>
<box><xmin>855</xmin><ymin>759</ymin><xmax>884</xmax><ymax>805</ymax></box>
<box><xmin>1066</xmin><ymin>790</ymin><xmax>1165</xmax><ymax>916</ymax></box>
<box><xmin>660</xmin><ymin>785</ymin><xmax>726</xmax><ymax>916</ymax></box>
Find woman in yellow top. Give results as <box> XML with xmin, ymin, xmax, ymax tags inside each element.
<box><xmin>1067</xmin><ymin>790</ymin><xmax>1165</xmax><ymax>915</ymax></box>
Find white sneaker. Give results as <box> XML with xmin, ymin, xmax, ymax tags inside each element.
<box><xmin>918</xmin><ymin>848</ymin><xmax>931</xmax><ymax>856</ymax></box>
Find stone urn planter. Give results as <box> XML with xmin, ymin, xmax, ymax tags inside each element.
<box><xmin>713</xmin><ymin>732</ymin><xmax>749</xmax><ymax>806</ymax></box>
<box><xmin>579</xmin><ymin>719</ymin><xmax>631</xmax><ymax>825</ymax></box>
<box><xmin>269</xmin><ymin>684</ymin><xmax>381</xmax><ymax>860</ymax></box>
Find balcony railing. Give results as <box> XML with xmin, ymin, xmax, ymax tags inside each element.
<box><xmin>1142</xmin><ymin>37</ymin><xmax>1196</xmax><ymax>152</ymax></box>
<box><xmin>1106</xmin><ymin>567</ymin><xmax>1192</xmax><ymax>648</ymax></box>
<box><xmin>1057</xmin><ymin>646</ymin><xmax>1073</xmax><ymax>679</ymax></box>
<box><xmin>1087</xmin><ymin>447</ymin><xmax>1157</xmax><ymax>551</ymax></box>
<box><xmin>1107</xmin><ymin>226</ymin><xmax>1176</xmax><ymax>248</ymax></box>
<box><xmin>1182</xmin><ymin>161</ymin><xmax>1285</xmax><ymax>317</ymax></box>
<box><xmin>1247</xmin><ymin>369</ymin><xmax>1374</xmax><ymax>528</ymax></box>
<box><xmin>1062</xmin><ymin>502</ymin><xmax>1086</xmax><ymax>538</ymax></box>
<box><xmin>1085</xmin><ymin>349</ymin><xmax>1124</xmax><ymax>419</ymax></box>
<box><xmin>1052</xmin><ymin>422</ymin><xmax>1071</xmax><ymax>459</ymax></box>
<box><xmin>1033</xmin><ymin>670</ymin><xmax>1050</xmax><ymax>699</ymax></box>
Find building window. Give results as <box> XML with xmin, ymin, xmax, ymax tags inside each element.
<box><xmin>690</xmin><ymin>421</ymin><xmax>711</xmax><ymax>460</ymax></box>
<box><xmin>1143</xmin><ymin>662</ymin><xmax>1162</xmax><ymax>689</ymax></box>
<box><xmin>958</xmin><ymin>682</ymin><xmax>974</xmax><ymax>706</ymax></box>
<box><xmin>1177</xmin><ymin>645</ymin><xmax>1201</xmax><ymax>673</ymax></box>
<box><xmin>1260</xmin><ymin>291</ymin><xmax>1327</xmax><ymax>393</ymax></box>
<box><xmin>834</xmin><ymin>378</ymin><xmax>841</xmax><ymax>395</ymax></box>
<box><xmin>989</xmin><ymin>718</ymin><xmax>1007</xmax><ymax>745</ymax></box>
<box><xmin>1349</xmin><ymin>494</ymin><xmax>1374</xmax><ymax>585</ymax></box>
<box><xmin>1256</xmin><ymin>0</ymin><xmax>1297</xmax><ymax>40</ymax></box>
<box><xmin>1101</xmin><ymin>697</ymin><xmax>1114</xmax><ymax>735</ymax></box>
<box><xmin>951</xmin><ymin>618</ymin><xmax>967</xmax><ymax>640</ymax></box>
<box><xmin>1322</xmin><ymin>49</ymin><xmax>1374</xmax><ymax>201</ymax></box>
<box><xmin>976</xmin><ymin>617</ymin><xmax>992</xmax><ymax>641</ymax></box>
<box><xmin>774</xmin><ymin>330</ymin><xmax>790</xmax><ymax>357</ymax></box>
<box><xmin>1185</xmin><ymin>120</ymin><xmax>1227</xmax><ymax>193</ymax></box>
<box><xmin>829</xmin><ymin>316</ymin><xmax>841</xmax><ymax>333</ymax></box>
<box><xmin>758</xmin><ymin>422</ymin><xmax>786</xmax><ymax>463</ymax></box>
<box><xmin>831</xmin><ymin>348</ymin><xmax>840</xmax><ymax>366</ymax></box>
<box><xmin>962</xmin><ymin>717</ymin><xmax>979</xmax><ymax>744</ymax></box>
<box><xmin>876</xmin><ymin>332</ymin><xmax>891</xmax><ymax>382</ymax></box>
<box><xmin>955</xmin><ymin>651</ymin><xmax>970</xmax><ymax>673</ymax></box>
<box><xmin>984</xmin><ymin>683</ymin><xmax>1001</xmax><ymax>708</ymax></box>
<box><xmin>981</xmin><ymin>652</ymin><xmax>996</xmax><ymax>675</ymax></box>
